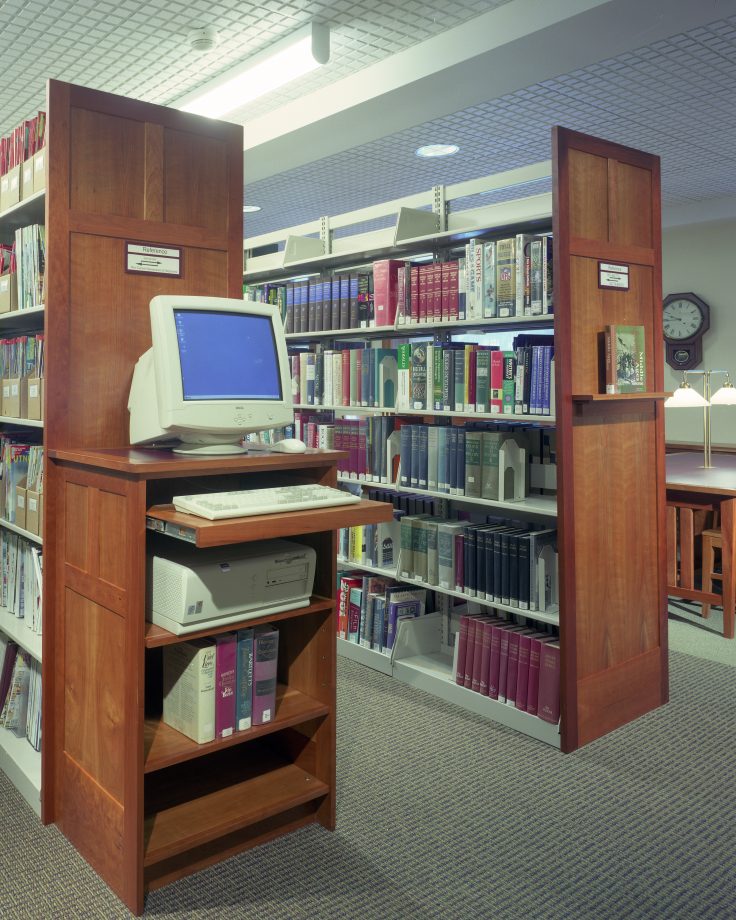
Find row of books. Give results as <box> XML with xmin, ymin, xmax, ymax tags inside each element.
<box><xmin>246</xmin><ymin>234</ymin><xmax>553</xmax><ymax>334</ymax></box>
<box><xmin>454</xmin><ymin>615</ymin><xmax>560</xmax><ymax>723</ymax></box>
<box><xmin>398</xmin><ymin>425</ymin><xmax>555</xmax><ymax>500</ymax></box>
<box><xmin>0</xmin><ymin>440</ymin><xmax>43</xmax><ymax>525</ymax></box>
<box><xmin>0</xmin><ymin>638</ymin><xmax>41</xmax><ymax>750</ymax></box>
<box><xmin>0</xmin><ymin>112</ymin><xmax>46</xmax><ymax>176</ymax></box>
<box><xmin>0</xmin><ymin>334</ymin><xmax>45</xmax><ymax>379</ymax></box>
<box><xmin>338</xmin><ymin>573</ymin><xmax>428</xmax><ymax>654</ymax></box>
<box><xmin>15</xmin><ymin>225</ymin><xmax>46</xmax><ymax>311</ymax></box>
<box><xmin>1</xmin><ymin>532</ymin><xmax>42</xmax><ymax>634</ymax></box>
<box><xmin>163</xmin><ymin>625</ymin><xmax>278</xmax><ymax>745</ymax></box>
<box><xmin>399</xmin><ymin>516</ymin><xmax>558</xmax><ymax>613</ymax></box>
<box><xmin>289</xmin><ymin>339</ymin><xmax>554</xmax><ymax>418</ymax></box>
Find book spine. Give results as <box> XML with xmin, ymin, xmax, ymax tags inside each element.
<box><xmin>236</xmin><ymin>628</ymin><xmax>254</xmax><ymax>731</ymax></box>
<box><xmin>252</xmin><ymin>628</ymin><xmax>279</xmax><ymax>725</ymax></box>
<box><xmin>215</xmin><ymin>633</ymin><xmax>237</xmax><ymax>739</ymax></box>
<box><xmin>504</xmin><ymin>631</ymin><xmax>523</xmax><ymax>706</ymax></box>
<box><xmin>487</xmin><ymin>625</ymin><xmax>503</xmax><ymax>700</ymax></box>
<box><xmin>515</xmin><ymin>634</ymin><xmax>533</xmax><ymax>711</ymax></box>
<box><xmin>482</xmin><ymin>241</ymin><xmax>496</xmax><ymax>318</ymax></box>
<box><xmin>537</xmin><ymin>641</ymin><xmax>561</xmax><ymax>723</ymax></box>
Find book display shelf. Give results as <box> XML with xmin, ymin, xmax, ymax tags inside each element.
<box><xmin>244</xmin><ymin>127</ymin><xmax>669</xmax><ymax>754</ymax></box>
<box><xmin>0</xmin><ymin>161</ymin><xmax>46</xmax><ymax>816</ymax></box>
<box><xmin>27</xmin><ymin>80</ymin><xmax>385</xmax><ymax>916</ymax></box>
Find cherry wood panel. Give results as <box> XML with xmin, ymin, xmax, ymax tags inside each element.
<box><xmin>164</xmin><ymin>128</ymin><xmax>229</xmax><ymax>231</ymax></box>
<box><xmin>144</xmin><ymin>685</ymin><xmax>330</xmax><ymax>773</ymax></box>
<box><xmin>70</xmin><ymin>108</ymin><xmax>146</xmax><ymax>218</ymax></box>
<box><xmin>63</xmin><ymin>589</ymin><xmax>126</xmax><ymax>796</ymax></box>
<box><xmin>553</xmin><ymin>126</ymin><xmax>666</xmax><ymax>752</ymax></box>
<box><xmin>143</xmin><ymin>124</ymin><xmax>164</xmax><ymax>222</ymax></box>
<box><xmin>143</xmin><ymin>753</ymin><xmax>328</xmax><ymax>866</ymax></box>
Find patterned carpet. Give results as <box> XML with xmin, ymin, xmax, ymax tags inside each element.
<box><xmin>1</xmin><ymin>651</ymin><xmax>735</xmax><ymax>919</ymax></box>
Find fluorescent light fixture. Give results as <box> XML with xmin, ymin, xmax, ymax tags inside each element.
<box><xmin>415</xmin><ymin>143</ymin><xmax>459</xmax><ymax>158</ymax></box>
<box><xmin>177</xmin><ymin>22</ymin><xmax>330</xmax><ymax>118</ymax></box>
<box><xmin>242</xmin><ymin>205</ymin><xmax>261</xmax><ymax>213</ymax></box>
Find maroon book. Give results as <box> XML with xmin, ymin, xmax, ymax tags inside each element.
<box><xmin>498</xmin><ymin>626</ymin><xmax>527</xmax><ymax>703</ymax></box>
<box><xmin>515</xmin><ymin>632</ymin><xmax>543</xmax><ymax>712</ymax></box>
<box><xmin>487</xmin><ymin>623</ymin><xmax>505</xmax><ymax>700</ymax></box>
<box><xmin>372</xmin><ymin>259</ymin><xmax>403</xmax><ymax>326</ymax></box>
<box><xmin>215</xmin><ymin>633</ymin><xmax>237</xmax><ymax>739</ymax></box>
<box><xmin>537</xmin><ymin>640</ymin><xmax>561</xmax><ymax>723</ymax></box>
<box><xmin>454</xmin><ymin>615</ymin><xmax>472</xmax><ymax>685</ymax></box>
<box><xmin>526</xmin><ymin>636</ymin><xmax>556</xmax><ymax>716</ymax></box>
<box><xmin>504</xmin><ymin>629</ymin><xmax>534</xmax><ymax>707</ymax></box>
<box><xmin>463</xmin><ymin>617</ymin><xmax>480</xmax><ymax>688</ymax></box>
<box><xmin>478</xmin><ymin>618</ymin><xmax>503</xmax><ymax>696</ymax></box>
<box><xmin>470</xmin><ymin>617</ymin><xmax>493</xmax><ymax>693</ymax></box>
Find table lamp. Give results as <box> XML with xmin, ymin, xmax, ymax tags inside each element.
<box><xmin>665</xmin><ymin>370</ymin><xmax>736</xmax><ymax>468</ymax></box>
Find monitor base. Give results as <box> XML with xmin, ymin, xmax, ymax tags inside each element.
<box><xmin>172</xmin><ymin>443</ymin><xmax>247</xmax><ymax>456</ymax></box>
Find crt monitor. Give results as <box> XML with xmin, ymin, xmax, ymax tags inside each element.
<box><xmin>128</xmin><ymin>295</ymin><xmax>293</xmax><ymax>454</ymax></box>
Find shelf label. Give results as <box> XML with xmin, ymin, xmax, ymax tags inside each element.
<box><xmin>125</xmin><ymin>242</ymin><xmax>182</xmax><ymax>277</ymax></box>
<box><xmin>599</xmin><ymin>261</ymin><xmax>629</xmax><ymax>290</ymax></box>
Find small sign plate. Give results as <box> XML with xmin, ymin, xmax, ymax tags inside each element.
<box><xmin>126</xmin><ymin>242</ymin><xmax>182</xmax><ymax>277</ymax></box>
<box><xmin>599</xmin><ymin>261</ymin><xmax>629</xmax><ymax>290</ymax></box>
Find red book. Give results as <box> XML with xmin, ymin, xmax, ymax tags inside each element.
<box><xmin>372</xmin><ymin>259</ymin><xmax>403</xmax><ymax>326</ymax></box>
<box><xmin>526</xmin><ymin>636</ymin><xmax>556</xmax><ymax>715</ymax></box>
<box><xmin>215</xmin><ymin>633</ymin><xmax>237</xmax><ymax>739</ymax></box>
<box><xmin>357</xmin><ymin>417</ymin><xmax>368</xmax><ymax>477</ymax></box>
<box><xmin>463</xmin><ymin>617</ymin><xmax>481</xmax><ymax>688</ymax></box>
<box><xmin>487</xmin><ymin>623</ymin><xmax>506</xmax><ymax>700</ymax></box>
<box><xmin>341</xmin><ymin>349</ymin><xmax>351</xmax><ymax>405</ymax></box>
<box><xmin>490</xmin><ymin>350</ymin><xmax>504</xmax><ymax>414</ymax></box>
<box><xmin>410</xmin><ymin>266</ymin><xmax>420</xmax><ymax>323</ymax></box>
<box><xmin>504</xmin><ymin>629</ymin><xmax>534</xmax><ymax>707</ymax></box>
<box><xmin>418</xmin><ymin>265</ymin><xmax>429</xmax><ymax>323</ymax></box>
<box><xmin>432</xmin><ymin>262</ymin><xmax>443</xmax><ymax>321</ymax></box>
<box><xmin>498</xmin><ymin>626</ymin><xmax>527</xmax><ymax>703</ymax></box>
<box><xmin>348</xmin><ymin>419</ymin><xmax>359</xmax><ymax>477</ymax></box>
<box><xmin>470</xmin><ymin>617</ymin><xmax>493</xmax><ymax>693</ymax></box>
<box><xmin>454</xmin><ymin>614</ymin><xmax>476</xmax><ymax>685</ymax></box>
<box><xmin>537</xmin><ymin>640</ymin><xmax>561</xmax><ymax>723</ymax></box>
<box><xmin>479</xmin><ymin>617</ymin><xmax>504</xmax><ymax>696</ymax></box>
<box><xmin>338</xmin><ymin>576</ymin><xmax>362</xmax><ymax>638</ymax></box>
<box><xmin>515</xmin><ymin>632</ymin><xmax>544</xmax><ymax>712</ymax></box>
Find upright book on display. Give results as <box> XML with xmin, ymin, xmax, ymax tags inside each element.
<box><xmin>253</xmin><ymin>626</ymin><xmax>279</xmax><ymax>725</ymax></box>
<box><xmin>605</xmin><ymin>324</ymin><xmax>646</xmax><ymax>394</ymax></box>
<box><xmin>162</xmin><ymin>638</ymin><xmax>216</xmax><ymax>744</ymax></box>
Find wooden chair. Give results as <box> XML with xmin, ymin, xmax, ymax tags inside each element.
<box><xmin>702</xmin><ymin>528</ymin><xmax>724</xmax><ymax>622</ymax></box>
<box><xmin>666</xmin><ymin>498</ymin><xmax>718</xmax><ymax>594</ymax></box>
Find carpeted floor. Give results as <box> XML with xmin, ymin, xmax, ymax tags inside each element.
<box><xmin>1</xmin><ymin>650</ymin><xmax>735</xmax><ymax>919</ymax></box>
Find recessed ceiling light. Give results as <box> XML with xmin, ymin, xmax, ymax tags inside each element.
<box><xmin>415</xmin><ymin>143</ymin><xmax>459</xmax><ymax>158</ymax></box>
<box><xmin>243</xmin><ymin>205</ymin><xmax>262</xmax><ymax>213</ymax></box>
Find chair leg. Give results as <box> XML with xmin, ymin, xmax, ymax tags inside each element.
<box><xmin>702</xmin><ymin>537</ymin><xmax>714</xmax><ymax>619</ymax></box>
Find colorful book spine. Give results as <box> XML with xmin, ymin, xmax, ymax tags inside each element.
<box><xmin>253</xmin><ymin>626</ymin><xmax>279</xmax><ymax>725</ymax></box>
<box><xmin>215</xmin><ymin>632</ymin><xmax>237</xmax><ymax>739</ymax></box>
<box><xmin>236</xmin><ymin>628</ymin><xmax>254</xmax><ymax>731</ymax></box>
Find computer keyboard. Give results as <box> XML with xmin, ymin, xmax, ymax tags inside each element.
<box><xmin>172</xmin><ymin>483</ymin><xmax>361</xmax><ymax>520</ymax></box>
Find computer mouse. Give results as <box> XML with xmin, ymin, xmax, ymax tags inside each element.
<box><xmin>270</xmin><ymin>438</ymin><xmax>308</xmax><ymax>453</ymax></box>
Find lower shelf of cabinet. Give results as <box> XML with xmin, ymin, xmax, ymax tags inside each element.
<box><xmin>144</xmin><ymin>684</ymin><xmax>330</xmax><ymax>773</ymax></box>
<box><xmin>0</xmin><ymin>726</ymin><xmax>41</xmax><ymax>817</ymax></box>
<box><xmin>143</xmin><ymin>748</ymin><xmax>329</xmax><ymax>868</ymax></box>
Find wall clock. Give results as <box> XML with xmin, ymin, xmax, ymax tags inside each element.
<box><xmin>662</xmin><ymin>292</ymin><xmax>710</xmax><ymax>370</ymax></box>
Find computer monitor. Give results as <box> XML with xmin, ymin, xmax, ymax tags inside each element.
<box><xmin>128</xmin><ymin>295</ymin><xmax>293</xmax><ymax>454</ymax></box>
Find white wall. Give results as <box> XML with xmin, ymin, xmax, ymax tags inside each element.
<box><xmin>663</xmin><ymin>217</ymin><xmax>736</xmax><ymax>447</ymax></box>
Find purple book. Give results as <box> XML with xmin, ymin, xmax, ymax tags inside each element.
<box><xmin>253</xmin><ymin>626</ymin><xmax>279</xmax><ymax>725</ymax></box>
<box><xmin>215</xmin><ymin>633</ymin><xmax>237</xmax><ymax>738</ymax></box>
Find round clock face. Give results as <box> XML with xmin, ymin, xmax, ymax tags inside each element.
<box><xmin>663</xmin><ymin>297</ymin><xmax>706</xmax><ymax>341</ymax></box>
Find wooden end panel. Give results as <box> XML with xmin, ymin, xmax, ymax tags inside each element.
<box><xmin>63</xmin><ymin>588</ymin><xmax>126</xmax><ymax>798</ymax></box>
<box><xmin>572</xmin><ymin>403</ymin><xmax>660</xmax><ymax>677</ymax></box>
<box><xmin>58</xmin><ymin>234</ymin><xmax>227</xmax><ymax>449</ymax></box>
<box><xmin>98</xmin><ymin>488</ymin><xmax>131</xmax><ymax>588</ymax></box>
<box><xmin>70</xmin><ymin>108</ymin><xmax>145</xmax><ymax>218</ymax></box>
<box><xmin>610</xmin><ymin>160</ymin><xmax>653</xmax><ymax>249</ymax></box>
<box><xmin>59</xmin><ymin>754</ymin><xmax>127</xmax><ymax>902</ymax></box>
<box><xmin>569</xmin><ymin>258</ymin><xmax>655</xmax><ymax>396</ymax></box>
<box><xmin>164</xmin><ymin>129</ymin><xmax>229</xmax><ymax>231</ymax></box>
<box><xmin>568</xmin><ymin>148</ymin><xmax>608</xmax><ymax>240</ymax></box>
<box><xmin>65</xmin><ymin>481</ymin><xmax>90</xmax><ymax>570</ymax></box>
<box><xmin>576</xmin><ymin>647</ymin><xmax>663</xmax><ymax>748</ymax></box>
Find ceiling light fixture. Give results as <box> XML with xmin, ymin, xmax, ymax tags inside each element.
<box><xmin>177</xmin><ymin>22</ymin><xmax>330</xmax><ymax>118</ymax></box>
<box><xmin>243</xmin><ymin>205</ymin><xmax>262</xmax><ymax>213</ymax></box>
<box><xmin>415</xmin><ymin>143</ymin><xmax>460</xmax><ymax>158</ymax></box>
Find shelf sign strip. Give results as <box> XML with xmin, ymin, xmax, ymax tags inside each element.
<box><xmin>598</xmin><ymin>261</ymin><xmax>629</xmax><ymax>290</ymax></box>
<box><xmin>125</xmin><ymin>242</ymin><xmax>183</xmax><ymax>278</ymax></box>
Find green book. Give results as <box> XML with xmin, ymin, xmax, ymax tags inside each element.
<box><xmin>605</xmin><ymin>324</ymin><xmax>646</xmax><ymax>394</ymax></box>
<box><xmin>397</xmin><ymin>342</ymin><xmax>412</xmax><ymax>409</ymax></box>
<box><xmin>411</xmin><ymin>342</ymin><xmax>428</xmax><ymax>410</ymax></box>
<box><xmin>481</xmin><ymin>431</ymin><xmax>511</xmax><ymax>501</ymax></box>
<box><xmin>464</xmin><ymin>431</ymin><xmax>483</xmax><ymax>498</ymax></box>
<box><xmin>432</xmin><ymin>345</ymin><xmax>444</xmax><ymax>411</ymax></box>
<box><xmin>476</xmin><ymin>348</ymin><xmax>491</xmax><ymax>412</ymax></box>
<box><xmin>502</xmin><ymin>351</ymin><xmax>516</xmax><ymax>414</ymax></box>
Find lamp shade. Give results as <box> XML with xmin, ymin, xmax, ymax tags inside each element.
<box><xmin>710</xmin><ymin>383</ymin><xmax>736</xmax><ymax>405</ymax></box>
<box><xmin>664</xmin><ymin>384</ymin><xmax>709</xmax><ymax>408</ymax></box>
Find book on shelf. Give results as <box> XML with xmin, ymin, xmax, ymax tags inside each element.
<box><xmin>537</xmin><ymin>639</ymin><xmax>561</xmax><ymax>723</ymax></box>
<box><xmin>253</xmin><ymin>626</ymin><xmax>279</xmax><ymax>725</ymax></box>
<box><xmin>215</xmin><ymin>632</ymin><xmax>237</xmax><ymax>739</ymax></box>
<box><xmin>162</xmin><ymin>638</ymin><xmax>216</xmax><ymax>744</ymax></box>
<box><xmin>605</xmin><ymin>324</ymin><xmax>646</xmax><ymax>394</ymax></box>
<box><xmin>236</xmin><ymin>628</ymin><xmax>254</xmax><ymax>732</ymax></box>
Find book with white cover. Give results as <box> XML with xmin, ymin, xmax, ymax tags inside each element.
<box><xmin>163</xmin><ymin>638</ymin><xmax>216</xmax><ymax>744</ymax></box>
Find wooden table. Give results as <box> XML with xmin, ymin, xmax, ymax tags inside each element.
<box><xmin>666</xmin><ymin>451</ymin><xmax>736</xmax><ymax>638</ymax></box>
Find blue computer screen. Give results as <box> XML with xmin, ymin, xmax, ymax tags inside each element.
<box><xmin>174</xmin><ymin>309</ymin><xmax>282</xmax><ymax>400</ymax></box>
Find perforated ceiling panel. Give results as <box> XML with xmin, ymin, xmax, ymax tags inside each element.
<box><xmin>245</xmin><ymin>14</ymin><xmax>736</xmax><ymax>235</ymax></box>
<box><xmin>0</xmin><ymin>0</ymin><xmax>510</xmax><ymax>135</ymax></box>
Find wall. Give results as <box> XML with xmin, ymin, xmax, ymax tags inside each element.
<box><xmin>663</xmin><ymin>217</ymin><xmax>736</xmax><ymax>447</ymax></box>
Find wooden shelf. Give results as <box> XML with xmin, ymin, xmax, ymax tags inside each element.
<box><xmin>144</xmin><ymin>596</ymin><xmax>334</xmax><ymax>648</ymax></box>
<box><xmin>143</xmin><ymin>746</ymin><xmax>329</xmax><ymax>867</ymax></box>
<box><xmin>144</xmin><ymin>684</ymin><xmax>330</xmax><ymax>773</ymax></box>
<box><xmin>572</xmin><ymin>392</ymin><xmax>671</xmax><ymax>402</ymax></box>
<box><xmin>146</xmin><ymin>498</ymin><xmax>392</xmax><ymax>548</ymax></box>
